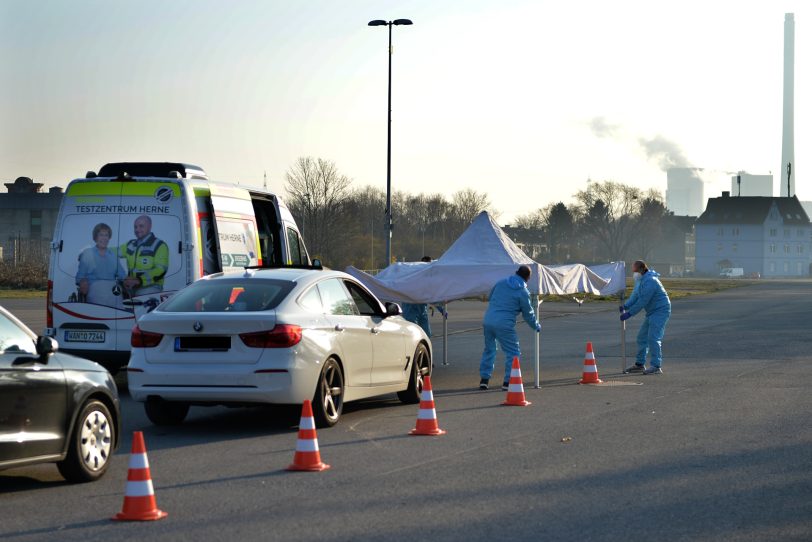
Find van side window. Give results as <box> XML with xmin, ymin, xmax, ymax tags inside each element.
<box><xmin>287</xmin><ymin>228</ymin><xmax>306</xmax><ymax>265</ymax></box>
<box><xmin>251</xmin><ymin>197</ymin><xmax>283</xmax><ymax>267</ymax></box>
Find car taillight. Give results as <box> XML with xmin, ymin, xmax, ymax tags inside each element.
<box><xmin>131</xmin><ymin>325</ymin><xmax>164</xmax><ymax>348</ymax></box>
<box><xmin>240</xmin><ymin>325</ymin><xmax>302</xmax><ymax>348</ymax></box>
<box><xmin>46</xmin><ymin>280</ymin><xmax>53</xmax><ymax>328</ymax></box>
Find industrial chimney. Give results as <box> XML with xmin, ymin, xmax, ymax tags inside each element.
<box><xmin>780</xmin><ymin>13</ymin><xmax>795</xmax><ymax>197</ymax></box>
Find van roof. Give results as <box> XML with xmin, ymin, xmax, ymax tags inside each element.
<box><xmin>96</xmin><ymin>162</ymin><xmax>208</xmax><ymax>180</ymax></box>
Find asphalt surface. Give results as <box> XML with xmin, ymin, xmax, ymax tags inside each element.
<box><xmin>1</xmin><ymin>282</ymin><xmax>811</xmax><ymax>541</ymax></box>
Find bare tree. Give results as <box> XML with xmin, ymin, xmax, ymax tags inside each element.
<box><xmin>633</xmin><ymin>193</ymin><xmax>669</xmax><ymax>260</ymax></box>
<box><xmin>285</xmin><ymin>157</ymin><xmax>352</xmax><ymax>262</ymax></box>
<box><xmin>574</xmin><ymin>181</ymin><xmax>643</xmax><ymax>261</ymax></box>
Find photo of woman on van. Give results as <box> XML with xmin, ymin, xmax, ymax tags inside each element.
<box><xmin>75</xmin><ymin>222</ymin><xmax>125</xmax><ymax>306</ymax></box>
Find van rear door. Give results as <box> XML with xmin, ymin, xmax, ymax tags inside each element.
<box><xmin>51</xmin><ymin>181</ymin><xmax>127</xmax><ymax>358</ymax></box>
<box><xmin>208</xmin><ymin>185</ymin><xmax>260</xmax><ymax>271</ymax></box>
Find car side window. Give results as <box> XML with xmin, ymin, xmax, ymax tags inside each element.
<box><xmin>317</xmin><ymin>279</ymin><xmax>359</xmax><ymax>316</ymax></box>
<box><xmin>0</xmin><ymin>314</ymin><xmax>36</xmax><ymax>355</ymax></box>
<box><xmin>299</xmin><ymin>286</ymin><xmax>324</xmax><ymax>313</ymax></box>
<box><xmin>343</xmin><ymin>281</ymin><xmax>381</xmax><ymax>317</ymax></box>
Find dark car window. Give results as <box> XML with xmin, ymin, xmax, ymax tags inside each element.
<box><xmin>343</xmin><ymin>281</ymin><xmax>382</xmax><ymax>317</ymax></box>
<box><xmin>298</xmin><ymin>286</ymin><xmax>324</xmax><ymax>313</ymax></box>
<box><xmin>159</xmin><ymin>279</ymin><xmax>295</xmax><ymax>312</ymax></box>
<box><xmin>317</xmin><ymin>279</ymin><xmax>358</xmax><ymax>316</ymax></box>
<box><xmin>287</xmin><ymin>228</ymin><xmax>308</xmax><ymax>266</ymax></box>
<box><xmin>0</xmin><ymin>313</ymin><xmax>36</xmax><ymax>354</ymax></box>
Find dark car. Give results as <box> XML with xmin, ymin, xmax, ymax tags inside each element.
<box><xmin>0</xmin><ymin>305</ymin><xmax>120</xmax><ymax>482</ymax></box>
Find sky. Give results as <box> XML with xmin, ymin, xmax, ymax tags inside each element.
<box><xmin>1</xmin><ymin>0</ymin><xmax>810</xmax><ymax>223</ymax></box>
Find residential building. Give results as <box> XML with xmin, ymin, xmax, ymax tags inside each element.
<box><xmin>695</xmin><ymin>192</ymin><xmax>811</xmax><ymax>277</ymax></box>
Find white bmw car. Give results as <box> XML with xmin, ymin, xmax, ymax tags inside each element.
<box><xmin>127</xmin><ymin>268</ymin><xmax>431</xmax><ymax>427</ymax></box>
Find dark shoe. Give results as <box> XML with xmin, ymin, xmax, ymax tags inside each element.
<box><xmin>643</xmin><ymin>367</ymin><xmax>663</xmax><ymax>375</ymax></box>
<box><xmin>624</xmin><ymin>364</ymin><xmax>645</xmax><ymax>374</ymax></box>
<box><xmin>479</xmin><ymin>378</ymin><xmax>489</xmax><ymax>390</ymax></box>
<box><xmin>501</xmin><ymin>381</ymin><xmax>510</xmax><ymax>391</ymax></box>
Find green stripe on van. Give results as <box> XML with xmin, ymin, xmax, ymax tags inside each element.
<box><xmin>67</xmin><ymin>182</ymin><xmax>181</xmax><ymax>197</ymax></box>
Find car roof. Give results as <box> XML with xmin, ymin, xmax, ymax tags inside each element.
<box><xmin>205</xmin><ymin>268</ymin><xmax>354</xmax><ymax>287</ymax></box>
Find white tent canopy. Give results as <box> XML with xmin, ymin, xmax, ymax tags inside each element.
<box><xmin>346</xmin><ymin>211</ymin><xmax>624</xmax><ymax>303</ymax></box>
<box><xmin>346</xmin><ymin>211</ymin><xmax>626</xmax><ymax>385</ymax></box>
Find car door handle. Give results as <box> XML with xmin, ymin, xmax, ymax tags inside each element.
<box><xmin>334</xmin><ymin>324</ymin><xmax>345</xmax><ymax>332</ymax></box>
<box><xmin>371</xmin><ymin>327</ymin><xmax>380</xmax><ymax>334</ymax></box>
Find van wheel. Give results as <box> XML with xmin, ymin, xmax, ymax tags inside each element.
<box><xmin>145</xmin><ymin>398</ymin><xmax>189</xmax><ymax>426</ymax></box>
<box><xmin>57</xmin><ymin>400</ymin><xmax>115</xmax><ymax>483</ymax></box>
<box><xmin>313</xmin><ymin>358</ymin><xmax>344</xmax><ymax>428</ymax></box>
<box><xmin>398</xmin><ymin>343</ymin><xmax>431</xmax><ymax>404</ymax></box>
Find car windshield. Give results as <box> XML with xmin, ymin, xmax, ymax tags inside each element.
<box><xmin>159</xmin><ymin>278</ymin><xmax>295</xmax><ymax>312</ymax></box>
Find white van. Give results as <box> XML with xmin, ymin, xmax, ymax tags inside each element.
<box><xmin>46</xmin><ymin>162</ymin><xmax>309</xmax><ymax>371</ymax></box>
<box><xmin>719</xmin><ymin>267</ymin><xmax>744</xmax><ymax>278</ymax></box>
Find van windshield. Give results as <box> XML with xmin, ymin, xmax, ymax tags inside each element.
<box><xmin>159</xmin><ymin>278</ymin><xmax>294</xmax><ymax>312</ymax></box>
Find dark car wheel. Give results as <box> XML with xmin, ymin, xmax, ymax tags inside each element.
<box><xmin>313</xmin><ymin>358</ymin><xmax>344</xmax><ymax>428</ymax></box>
<box><xmin>145</xmin><ymin>398</ymin><xmax>190</xmax><ymax>426</ymax></box>
<box><xmin>57</xmin><ymin>400</ymin><xmax>115</xmax><ymax>483</ymax></box>
<box><xmin>397</xmin><ymin>343</ymin><xmax>431</xmax><ymax>404</ymax></box>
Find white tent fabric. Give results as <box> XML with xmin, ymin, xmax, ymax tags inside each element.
<box><xmin>346</xmin><ymin>211</ymin><xmax>624</xmax><ymax>302</ymax></box>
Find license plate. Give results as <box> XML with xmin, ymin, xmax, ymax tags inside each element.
<box><xmin>64</xmin><ymin>330</ymin><xmax>106</xmax><ymax>343</ymax></box>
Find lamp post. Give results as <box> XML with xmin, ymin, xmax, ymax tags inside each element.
<box><xmin>368</xmin><ymin>18</ymin><xmax>412</xmax><ymax>266</ymax></box>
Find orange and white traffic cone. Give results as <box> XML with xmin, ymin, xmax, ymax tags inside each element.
<box><xmin>579</xmin><ymin>342</ymin><xmax>603</xmax><ymax>384</ymax></box>
<box><xmin>502</xmin><ymin>357</ymin><xmax>532</xmax><ymax>406</ymax></box>
<box><xmin>112</xmin><ymin>431</ymin><xmax>168</xmax><ymax>521</ymax></box>
<box><xmin>286</xmin><ymin>400</ymin><xmax>330</xmax><ymax>472</ymax></box>
<box><xmin>409</xmin><ymin>375</ymin><xmax>446</xmax><ymax>436</ymax></box>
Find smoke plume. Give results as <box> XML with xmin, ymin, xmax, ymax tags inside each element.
<box><xmin>588</xmin><ymin>116</ymin><xmax>620</xmax><ymax>138</ymax></box>
<box><xmin>637</xmin><ymin>135</ymin><xmax>690</xmax><ymax>171</ymax></box>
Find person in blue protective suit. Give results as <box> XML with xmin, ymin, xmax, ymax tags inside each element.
<box><xmin>401</xmin><ymin>256</ymin><xmax>446</xmax><ymax>337</ymax></box>
<box><xmin>479</xmin><ymin>265</ymin><xmax>541</xmax><ymax>391</ymax></box>
<box><xmin>620</xmin><ymin>260</ymin><xmax>671</xmax><ymax>375</ymax></box>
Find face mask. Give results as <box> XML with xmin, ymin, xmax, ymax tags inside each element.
<box><xmin>633</xmin><ymin>272</ymin><xmax>641</xmax><ymax>281</ymax></box>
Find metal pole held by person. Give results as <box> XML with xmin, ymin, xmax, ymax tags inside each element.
<box><xmin>620</xmin><ymin>291</ymin><xmax>626</xmax><ymax>373</ymax></box>
<box><xmin>534</xmin><ymin>296</ymin><xmax>542</xmax><ymax>389</ymax></box>
<box><xmin>442</xmin><ymin>300</ymin><xmax>449</xmax><ymax>366</ymax></box>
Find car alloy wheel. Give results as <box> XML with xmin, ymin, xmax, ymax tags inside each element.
<box><xmin>314</xmin><ymin>358</ymin><xmax>344</xmax><ymax>427</ymax></box>
<box><xmin>398</xmin><ymin>343</ymin><xmax>431</xmax><ymax>404</ymax></box>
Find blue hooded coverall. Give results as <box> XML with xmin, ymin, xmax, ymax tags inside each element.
<box><xmin>623</xmin><ymin>269</ymin><xmax>671</xmax><ymax>368</ymax></box>
<box><xmin>401</xmin><ymin>303</ymin><xmax>444</xmax><ymax>337</ymax></box>
<box><xmin>479</xmin><ymin>274</ymin><xmax>541</xmax><ymax>383</ymax></box>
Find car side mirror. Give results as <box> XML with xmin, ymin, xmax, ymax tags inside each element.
<box><xmin>384</xmin><ymin>302</ymin><xmax>402</xmax><ymax>317</ymax></box>
<box><xmin>36</xmin><ymin>336</ymin><xmax>59</xmax><ymax>360</ymax></box>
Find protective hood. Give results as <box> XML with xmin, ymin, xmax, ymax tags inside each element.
<box><xmin>506</xmin><ymin>275</ymin><xmax>527</xmax><ymax>290</ymax></box>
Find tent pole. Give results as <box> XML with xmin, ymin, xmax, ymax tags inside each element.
<box><xmin>442</xmin><ymin>300</ymin><xmax>449</xmax><ymax>366</ymax></box>
<box><xmin>534</xmin><ymin>295</ymin><xmax>541</xmax><ymax>389</ymax></box>
<box><xmin>620</xmin><ymin>291</ymin><xmax>626</xmax><ymax>373</ymax></box>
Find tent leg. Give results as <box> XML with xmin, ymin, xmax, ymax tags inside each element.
<box><xmin>620</xmin><ymin>291</ymin><xmax>626</xmax><ymax>373</ymax></box>
<box><xmin>442</xmin><ymin>300</ymin><xmax>449</xmax><ymax>366</ymax></box>
<box><xmin>534</xmin><ymin>296</ymin><xmax>541</xmax><ymax>389</ymax></box>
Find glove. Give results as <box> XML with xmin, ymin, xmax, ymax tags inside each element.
<box><xmin>535</xmin><ymin>323</ymin><xmax>541</xmax><ymax>332</ymax></box>
<box><xmin>619</xmin><ymin>305</ymin><xmax>627</xmax><ymax>313</ymax></box>
<box><xmin>620</xmin><ymin>312</ymin><xmax>632</xmax><ymax>321</ymax></box>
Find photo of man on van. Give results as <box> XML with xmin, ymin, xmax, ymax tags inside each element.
<box><xmin>75</xmin><ymin>222</ymin><xmax>125</xmax><ymax>306</ymax></box>
<box><xmin>120</xmin><ymin>215</ymin><xmax>169</xmax><ymax>297</ymax></box>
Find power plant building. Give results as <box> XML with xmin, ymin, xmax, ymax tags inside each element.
<box><xmin>666</xmin><ymin>168</ymin><xmax>704</xmax><ymax>217</ymax></box>
<box><xmin>731</xmin><ymin>172</ymin><xmax>774</xmax><ymax>197</ymax></box>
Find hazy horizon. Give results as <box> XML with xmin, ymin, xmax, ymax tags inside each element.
<box><xmin>1</xmin><ymin>0</ymin><xmax>809</xmax><ymax>223</ymax></box>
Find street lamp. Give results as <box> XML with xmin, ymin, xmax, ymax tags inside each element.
<box><xmin>368</xmin><ymin>18</ymin><xmax>413</xmax><ymax>266</ymax></box>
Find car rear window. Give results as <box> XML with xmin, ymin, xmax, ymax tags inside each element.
<box><xmin>159</xmin><ymin>278</ymin><xmax>294</xmax><ymax>312</ymax></box>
